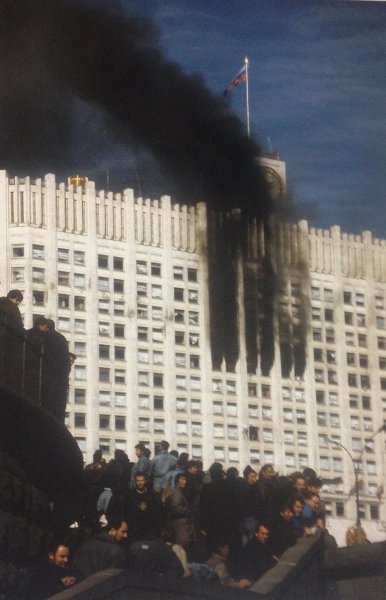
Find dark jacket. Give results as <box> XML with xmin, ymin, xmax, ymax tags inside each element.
<box><xmin>73</xmin><ymin>532</ymin><xmax>127</xmax><ymax>578</ymax></box>
<box><xmin>238</xmin><ymin>538</ymin><xmax>276</xmax><ymax>582</ymax></box>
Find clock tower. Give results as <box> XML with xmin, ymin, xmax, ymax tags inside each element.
<box><xmin>259</xmin><ymin>151</ymin><xmax>286</xmax><ymax>200</ymax></box>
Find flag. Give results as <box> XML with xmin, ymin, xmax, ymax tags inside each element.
<box><xmin>223</xmin><ymin>64</ymin><xmax>247</xmax><ymax>96</ymax></box>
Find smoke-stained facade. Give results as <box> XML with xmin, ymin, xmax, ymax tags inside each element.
<box><xmin>1</xmin><ymin>170</ymin><xmax>386</xmax><ymax>546</ymax></box>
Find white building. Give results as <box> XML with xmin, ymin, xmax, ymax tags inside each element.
<box><xmin>0</xmin><ymin>164</ymin><xmax>385</xmax><ymax>546</ymax></box>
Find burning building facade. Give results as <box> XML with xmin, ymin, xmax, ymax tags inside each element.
<box><xmin>1</xmin><ymin>162</ymin><xmax>386</xmax><ymax>545</ymax></box>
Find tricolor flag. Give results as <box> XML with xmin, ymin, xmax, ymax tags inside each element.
<box><xmin>223</xmin><ymin>64</ymin><xmax>247</xmax><ymax>96</ymax></box>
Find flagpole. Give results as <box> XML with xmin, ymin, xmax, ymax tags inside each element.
<box><xmin>244</xmin><ymin>56</ymin><xmax>250</xmax><ymax>137</ymax></box>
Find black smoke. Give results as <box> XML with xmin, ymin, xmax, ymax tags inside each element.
<box><xmin>0</xmin><ymin>0</ymin><xmax>271</xmax><ymax>215</ymax></box>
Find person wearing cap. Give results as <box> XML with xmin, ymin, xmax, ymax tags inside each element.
<box><xmin>130</xmin><ymin>443</ymin><xmax>151</xmax><ymax>488</ymax></box>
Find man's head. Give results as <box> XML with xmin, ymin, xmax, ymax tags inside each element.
<box><xmin>279</xmin><ymin>505</ymin><xmax>293</xmax><ymax>522</ymax></box>
<box><xmin>260</xmin><ymin>464</ymin><xmax>275</xmax><ymax>481</ymax></box>
<box><xmin>246</xmin><ymin>469</ymin><xmax>257</xmax><ymax>485</ymax></box>
<box><xmin>135</xmin><ymin>472</ymin><xmax>147</xmax><ymax>491</ymax></box>
<box><xmin>186</xmin><ymin>460</ymin><xmax>198</xmax><ymax>475</ymax></box>
<box><xmin>160</xmin><ymin>440</ymin><xmax>170</xmax><ymax>451</ymax></box>
<box><xmin>292</xmin><ymin>498</ymin><xmax>304</xmax><ymax>517</ymax></box>
<box><xmin>108</xmin><ymin>519</ymin><xmax>128</xmax><ymax>541</ymax></box>
<box><xmin>255</xmin><ymin>524</ymin><xmax>270</xmax><ymax>544</ymax></box>
<box><xmin>175</xmin><ymin>473</ymin><xmax>186</xmax><ymax>490</ymax></box>
<box><xmin>304</xmin><ymin>491</ymin><xmax>320</xmax><ymax>511</ymax></box>
<box><xmin>135</xmin><ymin>443</ymin><xmax>146</xmax><ymax>457</ymax></box>
<box><xmin>46</xmin><ymin>318</ymin><xmax>56</xmax><ymax>331</ymax></box>
<box><xmin>294</xmin><ymin>476</ymin><xmax>306</xmax><ymax>495</ymax></box>
<box><xmin>7</xmin><ymin>289</ymin><xmax>23</xmax><ymax>305</ymax></box>
<box><xmin>216</xmin><ymin>543</ymin><xmax>230</xmax><ymax>558</ymax></box>
<box><xmin>34</xmin><ymin>316</ymin><xmax>49</xmax><ymax>333</ymax></box>
<box><xmin>48</xmin><ymin>544</ymin><xmax>70</xmax><ymax>567</ymax></box>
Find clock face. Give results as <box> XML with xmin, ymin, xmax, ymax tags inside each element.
<box><xmin>263</xmin><ymin>166</ymin><xmax>283</xmax><ymax>200</ymax></box>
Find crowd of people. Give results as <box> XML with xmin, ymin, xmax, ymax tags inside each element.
<box><xmin>22</xmin><ymin>441</ymin><xmax>337</xmax><ymax>599</ymax></box>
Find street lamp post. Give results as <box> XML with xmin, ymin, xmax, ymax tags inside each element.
<box><xmin>327</xmin><ymin>425</ymin><xmax>386</xmax><ymax>532</ymax></box>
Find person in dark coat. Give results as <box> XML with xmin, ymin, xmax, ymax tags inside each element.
<box><xmin>237</xmin><ymin>523</ymin><xmax>277</xmax><ymax>584</ymax></box>
<box><xmin>0</xmin><ymin>290</ymin><xmax>24</xmax><ymax>391</ymax></box>
<box><xmin>128</xmin><ymin>471</ymin><xmax>164</xmax><ymax>542</ymax></box>
<box><xmin>73</xmin><ymin>518</ymin><xmax>128</xmax><ymax>578</ymax></box>
<box><xmin>165</xmin><ymin>473</ymin><xmax>194</xmax><ymax>546</ymax></box>
<box><xmin>41</xmin><ymin>319</ymin><xmax>71</xmax><ymax>421</ymax></box>
<box><xmin>268</xmin><ymin>504</ymin><xmax>297</xmax><ymax>558</ymax></box>
<box><xmin>26</xmin><ymin>542</ymin><xmax>78</xmax><ymax>599</ymax></box>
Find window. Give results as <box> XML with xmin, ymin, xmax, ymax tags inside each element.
<box><xmin>326</xmin><ymin>329</ymin><xmax>335</xmax><ymax>344</ymax></box>
<box><xmin>262</xmin><ymin>406</ymin><xmax>272</xmax><ymax>420</ymax></box>
<box><xmin>317</xmin><ymin>412</ymin><xmax>327</xmax><ymax>427</ymax></box>
<box><xmin>296</xmin><ymin>409</ymin><xmax>306</xmax><ymax>424</ymax></box>
<box><xmin>344</xmin><ymin>312</ymin><xmax>353</xmax><ymax>325</ymax></box>
<box><xmin>359</xmin><ymin>355</ymin><xmax>368</xmax><ymax>368</ymax></box>
<box><xmin>98</xmin><ymin>277</ymin><xmax>109</xmax><ymax>291</ymax></box>
<box><xmin>12</xmin><ymin>245</ymin><xmax>24</xmax><ymax>258</ymax></box>
<box><xmin>263</xmin><ymin>428</ymin><xmax>273</xmax><ymax>442</ymax></box>
<box><xmin>138</xmin><ymin>327</ymin><xmax>148</xmax><ymax>341</ymax></box>
<box><xmin>329</xmin><ymin>393</ymin><xmax>339</xmax><ymax>406</ymax></box>
<box><xmin>151</xmin><ymin>262</ymin><xmax>161</xmax><ymax>277</ymax></box>
<box><xmin>138</xmin><ymin>372</ymin><xmax>149</xmax><ymax>386</ymax></box>
<box><xmin>351</xmin><ymin>416</ymin><xmax>360</xmax><ymax>430</ymax></box>
<box><xmin>191</xmin><ymin>399</ymin><xmax>201</xmax><ymax>413</ymax></box>
<box><xmin>315</xmin><ymin>369</ymin><xmax>324</xmax><ymax>383</ymax></box>
<box><xmin>188</xmin><ymin>268</ymin><xmax>197</xmax><ymax>282</ymax></box>
<box><xmin>285</xmin><ymin>430</ymin><xmax>295</xmax><ymax>444</ymax></box>
<box><xmin>376</xmin><ymin>316</ymin><xmax>385</xmax><ymax>330</ymax></box>
<box><xmin>285</xmin><ymin>453</ymin><xmax>296</xmax><ymax>468</ymax></box>
<box><xmin>11</xmin><ymin>267</ymin><xmax>24</xmax><ymax>282</ymax></box>
<box><xmin>318</xmin><ymin>434</ymin><xmax>328</xmax><ymax>447</ymax></box>
<box><xmin>175</xmin><ymin>353</ymin><xmax>186</xmax><ymax>367</ymax></box>
<box><xmin>74</xmin><ymin>319</ymin><xmax>86</xmax><ymax>333</ymax></box>
<box><xmin>115</xmin><ymin>369</ymin><xmax>126</xmax><ymax>384</ymax></box>
<box><xmin>99</xmin><ymin>391</ymin><xmax>110</xmax><ymax>406</ymax></box>
<box><xmin>314</xmin><ymin>348</ymin><xmax>323</xmax><ymax>362</ymax></box>
<box><xmin>176</xmin><ymin>376</ymin><xmax>186</xmax><ymax>389</ymax></box>
<box><xmin>74</xmin><ymin>296</ymin><xmax>85</xmax><ymax>311</ymax></box>
<box><xmin>320</xmin><ymin>456</ymin><xmax>330</xmax><ymax>470</ymax></box>
<box><xmin>74</xmin><ymin>341</ymin><xmax>86</xmax><ymax>357</ymax></box>
<box><xmin>367</xmin><ymin>461</ymin><xmax>377</xmax><ymax>475</ymax></box>
<box><xmin>74</xmin><ymin>250</ymin><xmax>85</xmax><ymax>265</ymax></box>
<box><xmin>98</xmin><ymin>255</ymin><xmax>109</xmax><ymax>269</ymax></box>
<box><xmin>138</xmin><ymin>395</ymin><xmax>149</xmax><ymax>409</ymax></box>
<box><xmin>324</xmin><ymin>309</ymin><xmax>334</xmax><ymax>322</ymax></box>
<box><xmin>136</xmin><ymin>260</ymin><xmax>147</xmax><ymax>275</ymax></box>
<box><xmin>175</xmin><ymin>331</ymin><xmax>185</xmax><ymax>345</ymax></box>
<box><xmin>99</xmin><ymin>439</ymin><xmax>110</xmax><ymax>454</ymax></box>
<box><xmin>214</xmin><ymin>425</ymin><xmax>224</xmax><ymax>438</ymax></box>
<box><xmin>192</xmin><ymin>422</ymin><xmax>202</xmax><ymax>437</ymax></box>
<box><xmin>313</xmin><ymin>328</ymin><xmax>322</xmax><ymax>342</ymax></box>
<box><xmin>174</xmin><ymin>288</ymin><xmax>184</xmax><ymax>302</ymax></box>
<box><xmin>137</xmin><ymin>282</ymin><xmax>147</xmax><ymax>297</ymax></box>
<box><xmin>188</xmin><ymin>289</ymin><xmax>198</xmax><ymax>303</ymax></box>
<box><xmin>345</xmin><ymin>331</ymin><xmax>354</xmax><ymax>346</ymax></box>
<box><xmin>99</xmin><ymin>345</ymin><xmax>110</xmax><ymax>359</ymax></box>
<box><xmin>99</xmin><ymin>415</ymin><xmax>110</xmax><ymax>429</ymax></box>
<box><xmin>137</xmin><ymin>307</ymin><xmax>148</xmax><ymax>319</ymax></box>
<box><xmin>248</xmin><ymin>383</ymin><xmax>257</xmax><ymax>396</ymax></box>
<box><xmin>175</xmin><ymin>310</ymin><xmax>185</xmax><ymax>323</ymax></box>
<box><xmin>154</xmin><ymin>419</ymin><xmax>165</xmax><ymax>433</ymax></box>
<box><xmin>214</xmin><ymin>447</ymin><xmax>225</xmax><ymax>461</ymax></box>
<box><xmin>370</xmin><ymin>505</ymin><xmax>379</xmax><ymax>521</ymax></box>
<box><xmin>190</xmin><ymin>377</ymin><xmax>201</xmax><ymax>391</ymax></box>
<box><xmin>151</xmin><ymin>285</ymin><xmax>162</xmax><ymax>299</ymax></box>
<box><xmin>330</xmin><ymin>414</ymin><xmax>340</xmax><ymax>428</ymax></box>
<box><xmin>291</xmin><ymin>283</ymin><xmax>300</xmax><ymax>297</ymax></box>
<box><xmin>262</xmin><ymin>385</ymin><xmax>271</xmax><ymax>398</ymax></box>
<box><xmin>189</xmin><ymin>333</ymin><xmax>199</xmax><ymax>347</ymax></box>
<box><xmin>355</xmin><ymin>293</ymin><xmax>365</xmax><ymax>307</ymax></box>
<box><xmin>99</xmin><ymin>367</ymin><xmax>110</xmax><ymax>382</ymax></box>
<box><xmin>153</xmin><ymin>373</ymin><xmax>163</xmax><ymax>387</ymax></box>
<box><xmin>283</xmin><ymin>408</ymin><xmax>293</xmax><ymax>422</ymax></box>
<box><xmin>98</xmin><ymin>299</ymin><xmax>109</xmax><ymax>314</ymax></box>
<box><xmin>57</xmin><ymin>248</ymin><xmax>69</xmax><ymax>262</ymax></box>
<box><xmin>114</xmin><ymin>324</ymin><xmax>125</xmax><ymax>338</ymax></box>
<box><xmin>176</xmin><ymin>398</ymin><xmax>187</xmax><ymax>412</ymax></box>
<box><xmin>113</xmin><ymin>256</ymin><xmax>123</xmax><ymax>271</ymax></box>
<box><xmin>312</xmin><ymin>308</ymin><xmax>321</xmax><ymax>321</ymax></box>
<box><xmin>99</xmin><ymin>322</ymin><xmax>109</xmax><ymax>336</ymax></box>
<box><xmin>33</xmin><ymin>291</ymin><xmax>45</xmax><ymax>306</ymax></box>
<box><xmin>361</xmin><ymin>375</ymin><xmax>370</xmax><ymax>390</ymax></box>
<box><xmin>138</xmin><ymin>349</ymin><xmax>149</xmax><ymax>363</ymax></box>
<box><xmin>349</xmin><ymin>394</ymin><xmax>358</xmax><ymax>409</ymax></box>
<box><xmin>190</xmin><ymin>355</ymin><xmax>200</xmax><ymax>369</ymax></box>
<box><xmin>328</xmin><ymin>370</ymin><xmax>338</xmax><ymax>385</ymax></box>
<box><xmin>358</xmin><ymin>334</ymin><xmax>367</xmax><ymax>347</ymax></box>
<box><xmin>357</xmin><ymin>314</ymin><xmax>366</xmax><ymax>327</ymax></box>
<box><xmin>173</xmin><ymin>265</ymin><xmax>183</xmax><ymax>280</ymax></box>
<box><xmin>75</xmin><ymin>437</ymin><xmax>87</xmax><ymax>453</ymax></box>
<box><xmin>347</xmin><ymin>353</ymin><xmax>356</xmax><ymax>366</ymax></box>
<box><xmin>32</xmin><ymin>267</ymin><xmax>45</xmax><ymax>283</ymax></box>
<box><xmin>324</xmin><ymin>289</ymin><xmax>333</xmax><ymax>302</ymax></box>
<box><xmin>74</xmin><ymin>365</ymin><xmax>86</xmax><ymax>380</ymax></box>
<box><xmin>154</xmin><ymin>396</ymin><xmax>164</xmax><ymax>410</ymax></box>
<box><xmin>74</xmin><ymin>274</ymin><xmax>86</xmax><ymax>288</ymax></box>
<box><xmin>74</xmin><ymin>413</ymin><xmax>86</xmax><ymax>428</ymax></box>
<box><xmin>327</xmin><ymin>351</ymin><xmax>336</xmax><ymax>364</ymax></box>
<box><xmin>32</xmin><ymin>244</ymin><xmax>44</xmax><ymax>259</ymax></box>
<box><xmin>362</xmin><ymin>396</ymin><xmax>371</xmax><ymax>410</ymax></box>
<box><xmin>115</xmin><ymin>416</ymin><xmax>126</xmax><ymax>431</ymax></box>
<box><xmin>74</xmin><ymin>389</ymin><xmax>86</xmax><ymax>404</ymax></box>
<box><xmin>311</xmin><ymin>287</ymin><xmax>320</xmax><ymax>300</ymax></box>
<box><xmin>152</xmin><ymin>329</ymin><xmax>163</xmax><ymax>343</ymax></box>
<box><xmin>153</xmin><ymin>351</ymin><xmax>164</xmax><ymax>365</ymax></box>
<box><xmin>58</xmin><ymin>294</ymin><xmax>70</xmax><ymax>309</ymax></box>
<box><xmin>226</xmin><ymin>380</ymin><xmax>236</xmax><ymax>394</ymax></box>
<box><xmin>213</xmin><ymin>401</ymin><xmax>223</xmax><ymax>416</ymax></box>
<box><xmin>113</xmin><ymin>279</ymin><xmax>124</xmax><ymax>293</ymax></box>
<box><xmin>57</xmin><ymin>317</ymin><xmax>70</xmax><ymax>332</ymax></box>
<box><xmin>316</xmin><ymin>391</ymin><xmax>325</xmax><ymax>405</ymax></box>
<box><xmin>348</xmin><ymin>373</ymin><xmax>357</xmax><ymax>387</ymax></box>
<box><xmin>227</xmin><ymin>403</ymin><xmax>237</xmax><ymax>417</ymax></box>
<box><xmin>188</xmin><ymin>311</ymin><xmax>199</xmax><ymax>325</ymax></box>
<box><xmin>249</xmin><ymin>426</ymin><xmax>259</xmax><ymax>441</ymax></box>
<box><xmin>363</xmin><ymin>417</ymin><xmax>373</xmax><ymax>431</ymax></box>
<box><xmin>114</xmin><ymin>346</ymin><xmax>125</xmax><ymax>360</ymax></box>
<box><xmin>152</xmin><ymin>306</ymin><xmax>162</xmax><ymax>320</ymax></box>
<box><xmin>177</xmin><ymin>421</ymin><xmax>188</xmax><ymax>435</ymax></box>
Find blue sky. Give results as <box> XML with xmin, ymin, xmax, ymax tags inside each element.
<box><xmin>126</xmin><ymin>0</ymin><xmax>386</xmax><ymax>236</ymax></box>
